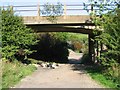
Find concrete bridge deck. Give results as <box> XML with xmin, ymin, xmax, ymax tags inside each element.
<box><xmin>23</xmin><ymin>15</ymin><xmax>95</xmax><ymax>34</ymax></box>
<box><xmin>23</xmin><ymin>15</ymin><xmax>91</xmax><ymax>24</ymax></box>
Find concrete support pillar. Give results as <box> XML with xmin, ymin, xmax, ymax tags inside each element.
<box><xmin>96</xmin><ymin>41</ymin><xmax>99</xmax><ymax>57</ymax></box>
<box><xmin>88</xmin><ymin>34</ymin><xmax>94</xmax><ymax>63</ymax></box>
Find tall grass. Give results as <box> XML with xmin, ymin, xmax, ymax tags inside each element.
<box><xmin>85</xmin><ymin>65</ymin><xmax>120</xmax><ymax>89</ymax></box>
<box><xmin>2</xmin><ymin>61</ymin><xmax>36</xmax><ymax>88</ymax></box>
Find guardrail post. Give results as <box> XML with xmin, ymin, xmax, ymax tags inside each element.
<box><xmin>90</xmin><ymin>4</ymin><xmax>94</xmax><ymax>21</ymax></box>
<box><xmin>91</xmin><ymin>4</ymin><xmax>93</xmax><ymax>12</ymax></box>
<box><xmin>37</xmin><ymin>4</ymin><xmax>40</xmax><ymax>16</ymax></box>
<box><xmin>10</xmin><ymin>5</ymin><xmax>13</xmax><ymax>11</ymax></box>
<box><xmin>64</xmin><ymin>4</ymin><xmax>67</xmax><ymax>19</ymax></box>
<box><xmin>117</xmin><ymin>3</ymin><xmax>120</xmax><ymax>8</ymax></box>
<box><xmin>2</xmin><ymin>6</ymin><xmax>4</xmax><ymax>10</ymax></box>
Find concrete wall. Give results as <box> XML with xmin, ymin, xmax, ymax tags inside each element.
<box><xmin>23</xmin><ymin>15</ymin><xmax>91</xmax><ymax>24</ymax></box>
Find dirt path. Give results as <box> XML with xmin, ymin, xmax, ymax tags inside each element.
<box><xmin>14</xmin><ymin>50</ymin><xmax>103</xmax><ymax>88</ymax></box>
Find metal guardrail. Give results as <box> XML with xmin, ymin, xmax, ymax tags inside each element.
<box><xmin>1</xmin><ymin>4</ymin><xmax>117</xmax><ymax>16</ymax></box>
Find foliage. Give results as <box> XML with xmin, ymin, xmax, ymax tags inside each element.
<box><xmin>2</xmin><ymin>61</ymin><xmax>36</xmax><ymax>88</ymax></box>
<box><xmin>85</xmin><ymin>66</ymin><xmax>119</xmax><ymax>89</ymax></box>
<box><xmin>80</xmin><ymin>54</ymin><xmax>91</xmax><ymax>64</ymax></box>
<box><xmin>85</xmin><ymin>0</ymin><xmax>120</xmax><ymax>88</ymax></box>
<box><xmin>2</xmin><ymin>8</ymin><xmax>38</xmax><ymax>62</ymax></box>
<box><xmin>0</xmin><ymin>7</ymin><xmax>1</xmax><ymax>50</ymax></box>
<box><xmin>29</xmin><ymin>32</ymin><xmax>69</xmax><ymax>63</ymax></box>
<box><xmin>41</xmin><ymin>2</ymin><xmax>63</xmax><ymax>23</ymax></box>
<box><xmin>67</xmin><ymin>33</ymin><xmax>88</xmax><ymax>53</ymax></box>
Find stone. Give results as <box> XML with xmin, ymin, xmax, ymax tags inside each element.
<box><xmin>41</xmin><ymin>63</ymin><xmax>47</xmax><ymax>68</ymax></box>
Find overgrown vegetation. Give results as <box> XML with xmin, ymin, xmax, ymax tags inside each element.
<box><xmin>85</xmin><ymin>66</ymin><xmax>118</xmax><ymax>88</ymax></box>
<box><xmin>1</xmin><ymin>8</ymin><xmax>37</xmax><ymax>88</ymax></box>
<box><xmin>84</xmin><ymin>0</ymin><xmax>120</xmax><ymax>89</ymax></box>
<box><xmin>28</xmin><ymin>32</ymin><xmax>88</xmax><ymax>63</ymax></box>
<box><xmin>2</xmin><ymin>8</ymin><xmax>38</xmax><ymax>62</ymax></box>
<box><xmin>67</xmin><ymin>33</ymin><xmax>88</xmax><ymax>53</ymax></box>
<box><xmin>29</xmin><ymin>32</ymin><xmax>69</xmax><ymax>63</ymax></box>
<box><xmin>2</xmin><ymin>61</ymin><xmax>36</xmax><ymax>88</ymax></box>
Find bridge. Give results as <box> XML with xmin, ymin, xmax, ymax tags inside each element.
<box><xmin>2</xmin><ymin>3</ymin><xmax>98</xmax><ymax>62</ymax></box>
<box><xmin>3</xmin><ymin>4</ymin><xmax>95</xmax><ymax>33</ymax></box>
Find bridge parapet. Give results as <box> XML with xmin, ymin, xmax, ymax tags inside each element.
<box><xmin>23</xmin><ymin>15</ymin><xmax>91</xmax><ymax>24</ymax></box>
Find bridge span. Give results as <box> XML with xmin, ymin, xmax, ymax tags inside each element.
<box><xmin>22</xmin><ymin>16</ymin><xmax>95</xmax><ymax>63</ymax></box>
<box><xmin>23</xmin><ymin>15</ymin><xmax>91</xmax><ymax>24</ymax></box>
<box><xmin>2</xmin><ymin>4</ymin><xmax>96</xmax><ymax>62</ymax></box>
<box><xmin>23</xmin><ymin>15</ymin><xmax>95</xmax><ymax>34</ymax></box>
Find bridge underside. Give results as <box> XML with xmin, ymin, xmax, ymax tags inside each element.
<box><xmin>26</xmin><ymin>23</ymin><xmax>94</xmax><ymax>34</ymax></box>
<box><xmin>26</xmin><ymin>23</ymin><xmax>95</xmax><ymax>63</ymax></box>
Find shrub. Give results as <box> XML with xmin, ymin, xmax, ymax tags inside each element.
<box><xmin>29</xmin><ymin>33</ymin><xmax>69</xmax><ymax>63</ymax></box>
<box><xmin>67</xmin><ymin>33</ymin><xmax>88</xmax><ymax>53</ymax></box>
<box><xmin>2</xmin><ymin>8</ymin><xmax>38</xmax><ymax>62</ymax></box>
<box><xmin>80</xmin><ymin>53</ymin><xmax>91</xmax><ymax>64</ymax></box>
<box><xmin>85</xmin><ymin>1</ymin><xmax>120</xmax><ymax>88</ymax></box>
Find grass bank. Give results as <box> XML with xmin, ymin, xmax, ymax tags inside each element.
<box><xmin>85</xmin><ymin>66</ymin><xmax>120</xmax><ymax>89</ymax></box>
<box><xmin>2</xmin><ymin>61</ymin><xmax>37</xmax><ymax>89</ymax></box>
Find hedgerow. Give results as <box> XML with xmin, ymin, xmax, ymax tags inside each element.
<box><xmin>2</xmin><ymin>8</ymin><xmax>38</xmax><ymax>62</ymax></box>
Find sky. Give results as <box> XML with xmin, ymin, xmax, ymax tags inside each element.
<box><xmin>0</xmin><ymin>0</ymin><xmax>91</xmax><ymax>16</ymax></box>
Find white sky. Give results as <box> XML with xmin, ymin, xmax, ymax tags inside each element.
<box><xmin>0</xmin><ymin>0</ymin><xmax>89</xmax><ymax>4</ymax></box>
<box><xmin>0</xmin><ymin>0</ymin><xmax>91</xmax><ymax>16</ymax></box>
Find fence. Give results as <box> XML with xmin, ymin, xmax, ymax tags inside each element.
<box><xmin>1</xmin><ymin>3</ymin><xmax>117</xmax><ymax>16</ymax></box>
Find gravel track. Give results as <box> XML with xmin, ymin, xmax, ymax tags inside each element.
<box><xmin>14</xmin><ymin>50</ymin><xmax>103</xmax><ymax>88</ymax></box>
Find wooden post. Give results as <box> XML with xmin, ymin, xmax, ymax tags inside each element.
<box><xmin>2</xmin><ymin>6</ymin><xmax>4</xmax><ymax>10</ymax></box>
<box><xmin>64</xmin><ymin>4</ymin><xmax>67</xmax><ymax>19</ymax></box>
<box><xmin>10</xmin><ymin>5</ymin><xmax>13</xmax><ymax>13</ymax></box>
<box><xmin>37</xmin><ymin>4</ymin><xmax>40</xmax><ymax>16</ymax></box>
<box><xmin>91</xmin><ymin>4</ymin><xmax>94</xmax><ymax>12</ymax></box>
<box><xmin>10</xmin><ymin>5</ymin><xmax>13</xmax><ymax>11</ymax></box>
<box><xmin>117</xmin><ymin>3</ymin><xmax>120</xmax><ymax>8</ymax></box>
<box><xmin>90</xmin><ymin>4</ymin><xmax>94</xmax><ymax>21</ymax></box>
<box><xmin>96</xmin><ymin>41</ymin><xmax>99</xmax><ymax>56</ymax></box>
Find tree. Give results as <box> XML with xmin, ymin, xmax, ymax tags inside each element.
<box><xmin>2</xmin><ymin>8</ymin><xmax>38</xmax><ymax>62</ymax></box>
<box><xmin>85</xmin><ymin>0</ymin><xmax>120</xmax><ymax>87</ymax></box>
<box><xmin>87</xmin><ymin>0</ymin><xmax>120</xmax><ymax>64</ymax></box>
<box><xmin>41</xmin><ymin>2</ymin><xmax>63</xmax><ymax>23</ymax></box>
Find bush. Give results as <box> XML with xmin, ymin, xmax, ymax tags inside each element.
<box><xmin>29</xmin><ymin>33</ymin><xmax>69</xmax><ymax>63</ymax></box>
<box><xmin>67</xmin><ymin>33</ymin><xmax>88</xmax><ymax>53</ymax></box>
<box><xmin>2</xmin><ymin>8</ymin><xmax>38</xmax><ymax>62</ymax></box>
<box><xmin>80</xmin><ymin>53</ymin><xmax>91</xmax><ymax>64</ymax></box>
<box><xmin>86</xmin><ymin>1</ymin><xmax>120</xmax><ymax>88</ymax></box>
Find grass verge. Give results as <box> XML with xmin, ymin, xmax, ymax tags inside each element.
<box><xmin>85</xmin><ymin>66</ymin><xmax>120</xmax><ymax>89</ymax></box>
<box><xmin>2</xmin><ymin>61</ymin><xmax>37</xmax><ymax>89</ymax></box>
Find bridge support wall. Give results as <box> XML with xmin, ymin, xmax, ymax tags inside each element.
<box><xmin>88</xmin><ymin>34</ymin><xmax>94</xmax><ymax>63</ymax></box>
